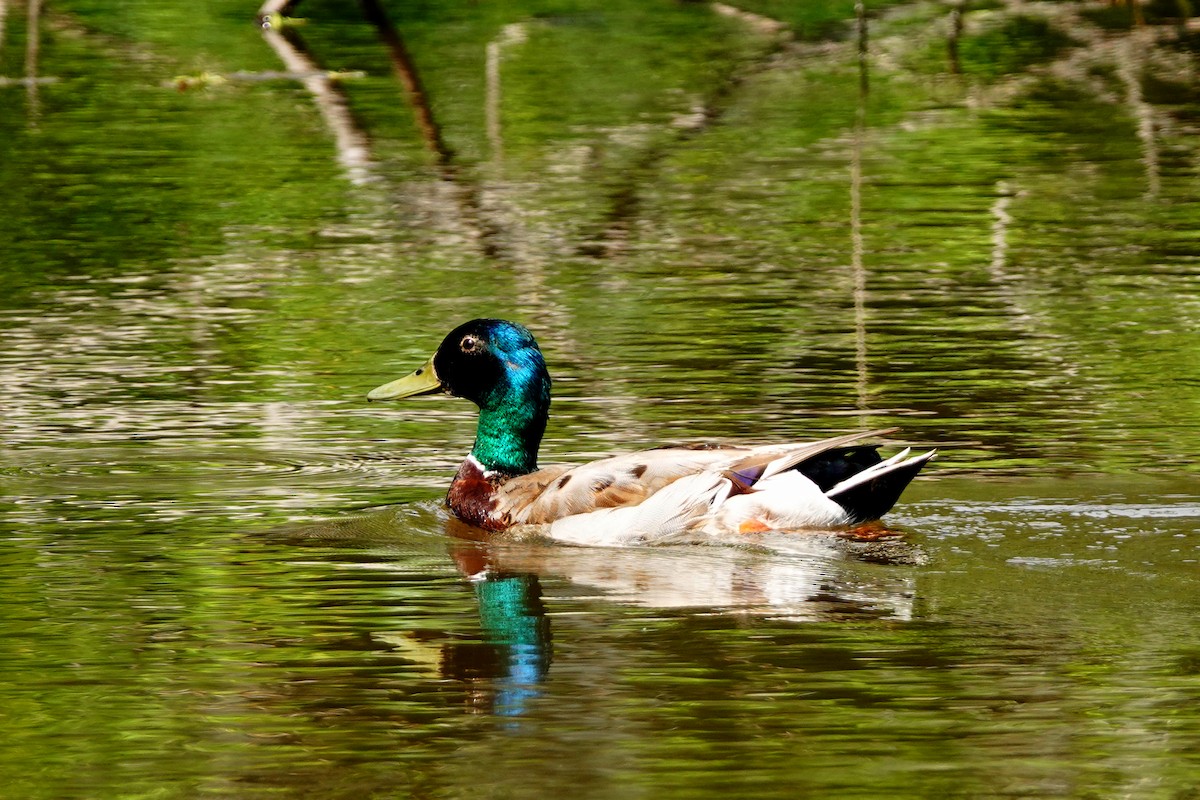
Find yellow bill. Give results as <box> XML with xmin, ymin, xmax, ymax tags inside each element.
<box><xmin>367</xmin><ymin>357</ymin><xmax>441</xmax><ymax>401</ymax></box>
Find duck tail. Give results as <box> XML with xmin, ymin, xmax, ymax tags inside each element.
<box><xmin>826</xmin><ymin>448</ymin><xmax>936</xmax><ymax>524</ymax></box>
<box><xmin>724</xmin><ymin>428</ymin><xmax>901</xmax><ymax>487</ymax></box>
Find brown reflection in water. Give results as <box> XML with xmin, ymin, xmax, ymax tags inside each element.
<box><xmin>947</xmin><ymin>1</ymin><xmax>965</xmax><ymax>75</ymax></box>
<box><xmin>357</xmin><ymin>0</ymin><xmax>507</xmax><ymax>258</ymax></box>
<box><xmin>356</xmin><ymin>0</ymin><xmax>452</xmax><ymax>168</ymax></box>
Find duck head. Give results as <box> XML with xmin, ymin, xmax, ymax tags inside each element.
<box><xmin>368</xmin><ymin>319</ymin><xmax>551</xmax><ymax>476</ymax></box>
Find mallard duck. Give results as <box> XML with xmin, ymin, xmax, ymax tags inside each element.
<box><xmin>368</xmin><ymin>319</ymin><xmax>934</xmax><ymax>545</ymax></box>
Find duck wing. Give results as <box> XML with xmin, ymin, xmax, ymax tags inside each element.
<box><xmin>499</xmin><ymin>446</ymin><xmax>747</xmax><ymax>525</ymax></box>
<box><xmin>548</xmin><ymin>472</ymin><xmax>733</xmax><ymax>546</ymax></box>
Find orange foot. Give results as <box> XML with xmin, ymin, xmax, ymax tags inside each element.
<box><xmin>738</xmin><ymin>518</ymin><xmax>772</xmax><ymax>534</ymax></box>
<box><xmin>838</xmin><ymin>521</ymin><xmax>901</xmax><ymax>541</ymax></box>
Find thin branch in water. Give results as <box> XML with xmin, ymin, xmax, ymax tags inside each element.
<box><xmin>260</xmin><ymin>25</ymin><xmax>374</xmax><ymax>184</ymax></box>
<box><xmin>26</xmin><ymin>0</ymin><xmax>42</xmax><ymax>122</ymax></box>
<box><xmin>0</xmin><ymin>75</ymin><xmax>57</xmax><ymax>87</ymax></box>
<box><xmin>170</xmin><ymin>69</ymin><xmax>366</xmax><ymax>90</ymax></box>
<box><xmin>485</xmin><ymin>23</ymin><xmax>528</xmax><ymax>169</ymax></box>
<box><xmin>258</xmin><ymin>0</ymin><xmax>302</xmax><ymax>22</ymax></box>
<box><xmin>1114</xmin><ymin>32</ymin><xmax>1160</xmax><ymax>199</ymax></box>
<box><xmin>855</xmin><ymin>0</ymin><xmax>868</xmax><ymax>97</ymax></box>
<box><xmin>947</xmin><ymin>1</ymin><xmax>965</xmax><ymax>75</ymax></box>
<box><xmin>990</xmin><ymin>181</ymin><xmax>1013</xmax><ymax>276</ymax></box>
<box><xmin>355</xmin><ymin>0</ymin><xmax>507</xmax><ymax>258</ymax></box>
<box><xmin>711</xmin><ymin>3</ymin><xmax>789</xmax><ymax>38</ymax></box>
<box><xmin>357</xmin><ymin>0</ymin><xmax>453</xmax><ymax>169</ymax></box>
<box><xmin>851</xmin><ymin>1</ymin><xmax>869</xmax><ymax>419</ymax></box>
<box><xmin>0</xmin><ymin>0</ymin><xmax>8</xmax><ymax>58</ymax></box>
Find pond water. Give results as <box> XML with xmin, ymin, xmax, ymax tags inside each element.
<box><xmin>2</xmin><ymin>0</ymin><xmax>1199</xmax><ymax>797</ymax></box>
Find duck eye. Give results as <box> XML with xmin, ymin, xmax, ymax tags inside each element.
<box><xmin>460</xmin><ymin>335</ymin><xmax>479</xmax><ymax>353</ymax></box>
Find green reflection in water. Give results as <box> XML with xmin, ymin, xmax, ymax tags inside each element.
<box><xmin>1</xmin><ymin>0</ymin><xmax>1199</xmax><ymax>797</ymax></box>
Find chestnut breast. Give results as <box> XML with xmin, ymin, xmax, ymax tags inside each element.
<box><xmin>447</xmin><ymin>458</ymin><xmax>509</xmax><ymax>530</ymax></box>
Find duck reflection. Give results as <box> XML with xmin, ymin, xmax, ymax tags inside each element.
<box><xmin>445</xmin><ymin>516</ymin><xmax>920</xmax><ymax>620</ymax></box>
<box><xmin>265</xmin><ymin>505</ymin><xmax>920</xmax><ymax>718</ymax></box>
<box><xmin>432</xmin><ymin>514</ymin><xmax>921</xmax><ymax>714</ymax></box>
<box><xmin>440</xmin><ymin>570</ymin><xmax>551</xmax><ymax>717</ymax></box>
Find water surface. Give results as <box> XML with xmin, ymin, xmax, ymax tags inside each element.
<box><xmin>2</xmin><ymin>1</ymin><xmax>1199</xmax><ymax>797</ymax></box>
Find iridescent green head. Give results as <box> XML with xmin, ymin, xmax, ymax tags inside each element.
<box><xmin>368</xmin><ymin>319</ymin><xmax>551</xmax><ymax>476</ymax></box>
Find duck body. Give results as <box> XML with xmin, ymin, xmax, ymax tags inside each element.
<box><xmin>369</xmin><ymin>319</ymin><xmax>934</xmax><ymax>545</ymax></box>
